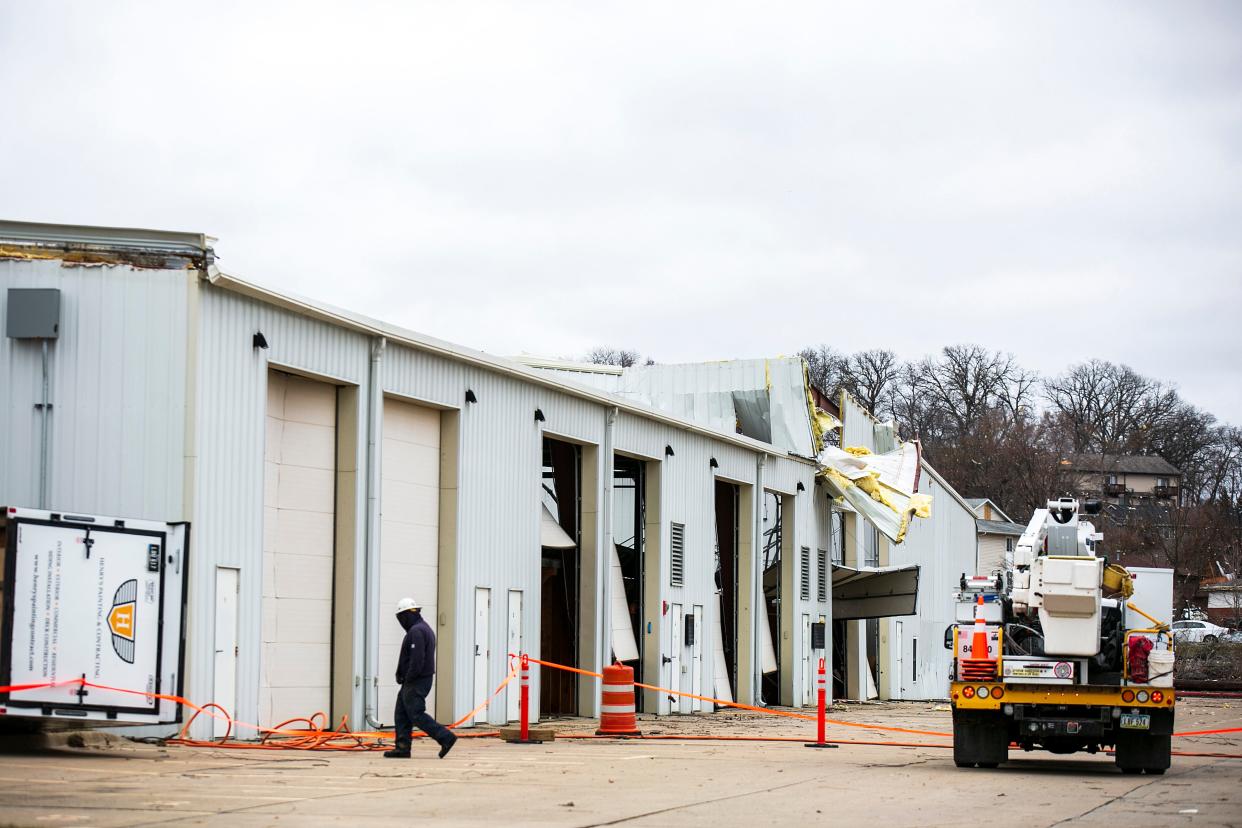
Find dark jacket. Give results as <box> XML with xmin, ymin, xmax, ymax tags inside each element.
<box><xmin>396</xmin><ymin>611</ymin><xmax>436</xmax><ymax>684</ymax></box>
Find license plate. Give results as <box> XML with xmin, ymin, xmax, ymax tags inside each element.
<box><xmin>1120</xmin><ymin>714</ymin><xmax>1150</xmax><ymax>730</ymax></box>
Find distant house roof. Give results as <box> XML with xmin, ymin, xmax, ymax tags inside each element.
<box><xmin>1062</xmin><ymin>454</ymin><xmax>1181</xmax><ymax>476</ymax></box>
<box><xmin>977</xmin><ymin>519</ymin><xmax>1026</xmax><ymax>536</ymax></box>
<box><xmin>965</xmin><ymin>497</ymin><xmax>1014</xmax><ymax>522</ymax></box>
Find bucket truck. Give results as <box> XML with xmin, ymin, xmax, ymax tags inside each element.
<box><xmin>948</xmin><ymin>498</ymin><xmax>1175</xmax><ymax>773</ymax></box>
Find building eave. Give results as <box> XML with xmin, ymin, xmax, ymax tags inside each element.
<box><xmin>206</xmin><ymin>267</ymin><xmax>814</xmax><ymax>464</ymax></box>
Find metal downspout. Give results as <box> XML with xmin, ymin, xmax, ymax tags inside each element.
<box><xmin>599</xmin><ymin>406</ymin><xmax>618</xmax><ymax>703</ymax></box>
<box><xmin>753</xmin><ymin>453</ymin><xmax>766</xmax><ymax>705</ymax></box>
<box><xmin>38</xmin><ymin>339</ymin><xmax>50</xmax><ymax>508</ymax></box>
<box><xmin>363</xmin><ymin>336</ymin><xmax>387</xmax><ymax>729</ymax></box>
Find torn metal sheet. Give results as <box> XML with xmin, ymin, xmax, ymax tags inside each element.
<box><xmin>818</xmin><ymin>442</ymin><xmax>931</xmax><ymax>544</ymax></box>
<box><xmin>610</xmin><ymin>544</ymin><xmax>640</xmax><ymax>662</ymax></box>
<box><xmin>712</xmin><ymin>592</ymin><xmax>734</xmax><ymax>703</ymax></box>
<box><xmin>832</xmin><ymin>564</ymin><xmax>920</xmax><ymax>620</ymax></box>
<box><xmin>759</xmin><ymin>596</ymin><xmax>778</xmax><ymax>674</ymax></box>
<box><xmin>540</xmin><ymin>504</ymin><xmax>576</xmax><ymax>549</ymax></box>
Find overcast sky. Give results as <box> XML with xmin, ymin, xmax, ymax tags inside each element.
<box><xmin>2</xmin><ymin>3</ymin><xmax>1240</xmax><ymax>424</ymax></box>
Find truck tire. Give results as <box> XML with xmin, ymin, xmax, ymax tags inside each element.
<box><xmin>1115</xmin><ymin>732</ymin><xmax>1171</xmax><ymax>775</ymax></box>
<box><xmin>953</xmin><ymin>710</ymin><xmax>1007</xmax><ymax>768</ymax></box>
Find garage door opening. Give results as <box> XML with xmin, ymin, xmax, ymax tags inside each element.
<box><xmin>540</xmin><ymin>437</ymin><xmax>580</xmax><ymax>716</ymax></box>
<box><xmin>760</xmin><ymin>491</ymin><xmax>782</xmax><ymax>705</ymax></box>
<box><xmin>375</xmin><ymin>397</ymin><xmax>441</xmax><ymax>726</ymax></box>
<box><xmin>611</xmin><ymin>455</ymin><xmax>645</xmax><ymax>709</ymax></box>
<box><xmin>713</xmin><ymin>480</ymin><xmax>739</xmax><ymax>704</ymax></box>
<box><xmin>262</xmin><ymin>370</ymin><xmax>337</xmax><ymax>728</ymax></box>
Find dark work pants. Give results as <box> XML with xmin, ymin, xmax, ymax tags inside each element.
<box><xmin>394</xmin><ymin>676</ymin><xmax>452</xmax><ymax>751</ymax></box>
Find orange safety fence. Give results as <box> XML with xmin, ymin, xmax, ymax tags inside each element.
<box><xmin>518</xmin><ymin>655</ymin><xmax>1242</xmax><ymax>745</ymax></box>
<box><xmin>0</xmin><ymin>666</ymin><xmax>517</xmax><ymax>751</ymax></box>
<box><xmin>5</xmin><ymin>663</ymin><xmax>1242</xmax><ymax>754</ymax></box>
<box><xmin>519</xmin><ymin>654</ymin><xmax>954</xmax><ymax>739</ymax></box>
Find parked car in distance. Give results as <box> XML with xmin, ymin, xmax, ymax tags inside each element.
<box><xmin>1171</xmin><ymin>619</ymin><xmax>1230</xmax><ymax>643</ymax></box>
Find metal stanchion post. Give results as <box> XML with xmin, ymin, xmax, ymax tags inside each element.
<box><xmin>805</xmin><ymin>657</ymin><xmax>837</xmax><ymax>749</ymax></box>
<box><xmin>508</xmin><ymin>653</ymin><xmax>543</xmax><ymax>745</ymax></box>
<box><xmin>520</xmin><ymin>654</ymin><xmax>530</xmax><ymax>742</ymax></box>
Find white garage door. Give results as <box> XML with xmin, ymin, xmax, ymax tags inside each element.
<box><xmin>261</xmin><ymin>371</ymin><xmax>336</xmax><ymax>727</ymax></box>
<box><xmin>378</xmin><ymin>398</ymin><xmax>441</xmax><ymax>722</ymax></box>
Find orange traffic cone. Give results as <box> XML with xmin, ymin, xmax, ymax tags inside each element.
<box><xmin>961</xmin><ymin>594</ymin><xmax>997</xmax><ymax>681</ymax></box>
<box><xmin>596</xmin><ymin>662</ymin><xmax>642</xmax><ymax>737</ymax></box>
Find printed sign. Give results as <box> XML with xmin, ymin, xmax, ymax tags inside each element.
<box><xmin>6</xmin><ymin>521</ymin><xmax>163</xmax><ymax>712</ymax></box>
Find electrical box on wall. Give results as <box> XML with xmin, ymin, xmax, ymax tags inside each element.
<box><xmin>5</xmin><ymin>289</ymin><xmax>60</xmax><ymax>339</ymax></box>
<box><xmin>1</xmin><ymin>506</ymin><xmax>188</xmax><ymax>724</ymax></box>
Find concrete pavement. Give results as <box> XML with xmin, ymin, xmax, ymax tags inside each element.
<box><xmin>0</xmin><ymin>698</ymin><xmax>1237</xmax><ymax>827</ymax></box>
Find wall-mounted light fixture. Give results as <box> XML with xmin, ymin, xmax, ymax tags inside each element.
<box><xmin>709</xmin><ymin>457</ymin><xmax>719</xmax><ymax>469</ymax></box>
<box><xmin>253</xmin><ymin>331</ymin><xmax>269</xmax><ymax>349</ymax></box>
<box><xmin>796</xmin><ymin>481</ymin><xmax>806</xmax><ymax>492</ymax></box>
<box><xmin>534</xmin><ymin>408</ymin><xmax>546</xmax><ymax>422</ymax></box>
<box><xmin>665</xmin><ymin>444</ymin><xmax>675</xmax><ymax>457</ymax></box>
<box><xmin>465</xmin><ymin>389</ymin><xmax>477</xmax><ymax>404</ymax></box>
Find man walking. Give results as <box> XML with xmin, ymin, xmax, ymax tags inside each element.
<box><xmin>384</xmin><ymin>597</ymin><xmax>458</xmax><ymax>759</ymax></box>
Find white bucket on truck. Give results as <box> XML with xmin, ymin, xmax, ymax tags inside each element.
<box><xmin>1148</xmin><ymin>648</ymin><xmax>1175</xmax><ymax>687</ymax></box>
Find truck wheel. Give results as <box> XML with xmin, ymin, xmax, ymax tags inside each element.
<box><xmin>1115</xmin><ymin>732</ymin><xmax>1171</xmax><ymax>775</ymax></box>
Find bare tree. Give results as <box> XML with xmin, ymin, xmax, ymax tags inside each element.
<box><xmin>842</xmin><ymin>349</ymin><xmax>900</xmax><ymax>419</ymax></box>
<box><xmin>585</xmin><ymin>347</ymin><xmax>648</xmax><ymax>368</ymax></box>
<box><xmin>1043</xmin><ymin>360</ymin><xmax>1183</xmax><ymax>456</ymax></box>
<box><xmin>798</xmin><ymin>345</ymin><xmax>847</xmax><ymax>396</ymax></box>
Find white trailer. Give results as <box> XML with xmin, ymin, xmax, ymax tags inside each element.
<box><xmin>2</xmin><ymin>506</ymin><xmax>187</xmax><ymax>724</ymax></box>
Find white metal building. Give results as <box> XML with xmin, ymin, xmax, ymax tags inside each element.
<box><xmin>1</xmin><ymin>221</ymin><xmax>839</xmax><ymax>737</ymax></box>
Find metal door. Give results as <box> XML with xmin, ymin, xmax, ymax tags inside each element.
<box><xmin>669</xmin><ymin>603</ymin><xmax>683</xmax><ymax>714</ymax></box>
<box><xmin>893</xmin><ymin>620</ymin><xmax>904</xmax><ymax>700</ymax></box>
<box><xmin>506</xmin><ymin>590</ymin><xmax>523</xmax><ymax>722</ymax></box>
<box><xmin>474</xmin><ymin>587</ymin><xmax>490</xmax><ymax>724</ymax></box>
<box><xmin>691</xmin><ymin>604</ymin><xmax>704</xmax><ymax>712</ymax></box>
<box><xmin>802</xmin><ymin>613</ymin><xmax>812</xmax><ymax>706</ymax></box>
<box><xmin>213</xmin><ymin>567</ymin><xmax>240</xmax><ymax>738</ymax></box>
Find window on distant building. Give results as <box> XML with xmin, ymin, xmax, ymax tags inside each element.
<box><xmin>1006</xmin><ymin>537</ymin><xmax>1014</xmax><ymax>553</ymax></box>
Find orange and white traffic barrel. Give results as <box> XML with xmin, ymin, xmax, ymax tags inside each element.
<box><xmin>596</xmin><ymin>662</ymin><xmax>642</xmax><ymax>737</ymax></box>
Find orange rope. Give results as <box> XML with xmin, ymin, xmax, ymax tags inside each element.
<box><xmin>523</xmin><ymin>655</ymin><xmax>952</xmax><ymax>738</ymax></box>
<box><xmin>7</xmin><ymin>668</ymin><xmax>1241</xmax><ymax>754</ymax></box>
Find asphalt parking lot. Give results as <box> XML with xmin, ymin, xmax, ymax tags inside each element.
<box><xmin>0</xmin><ymin>698</ymin><xmax>1238</xmax><ymax>827</ymax></box>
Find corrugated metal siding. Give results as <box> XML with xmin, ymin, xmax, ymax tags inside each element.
<box><xmin>4</xmin><ymin>255</ymin><xmax>843</xmax><ymax>730</ymax></box>
<box><xmin>189</xmin><ymin>284</ymin><xmax>371</xmax><ymax>735</ymax></box>
<box><xmin>883</xmin><ymin>464</ymin><xmax>977</xmax><ymax>699</ymax></box>
<box><xmin>762</xmin><ymin>455</ymin><xmax>809</xmax><ymax>495</ymax></box>
<box><xmin>384</xmin><ymin>344</ymin><xmax>606</xmax><ymax>723</ymax></box>
<box><xmin>521</xmin><ymin>367</ymin><xmax>623</xmax><ymax>394</ymax></box>
<box><xmin>839</xmin><ymin>392</ymin><xmax>877</xmax><ymax>453</ymax></box>
<box><xmin>0</xmin><ymin>259</ymin><xmax>188</xmax><ymax>520</ymax></box>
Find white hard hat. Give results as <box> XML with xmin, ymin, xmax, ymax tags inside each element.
<box><xmin>396</xmin><ymin>597</ymin><xmax>421</xmax><ymax>613</ymax></box>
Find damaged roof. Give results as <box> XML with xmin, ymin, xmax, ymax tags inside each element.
<box><xmin>976</xmin><ymin>518</ymin><xmax>1026</xmax><ymax>536</ymax></box>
